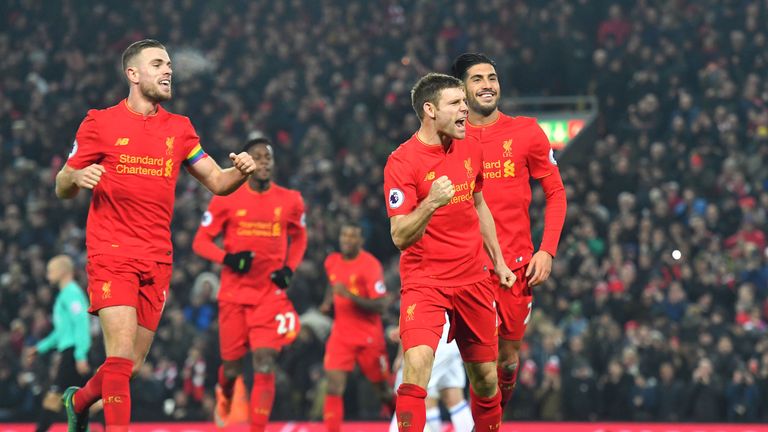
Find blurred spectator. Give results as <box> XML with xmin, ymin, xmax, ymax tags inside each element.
<box><xmin>725</xmin><ymin>367</ymin><xmax>761</xmax><ymax>422</ymax></box>
<box><xmin>685</xmin><ymin>357</ymin><xmax>724</xmax><ymax>422</ymax></box>
<box><xmin>656</xmin><ymin>362</ymin><xmax>685</xmax><ymax>422</ymax></box>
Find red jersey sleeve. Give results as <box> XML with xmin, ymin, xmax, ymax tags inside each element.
<box><xmin>66</xmin><ymin>112</ymin><xmax>104</xmax><ymax>169</ymax></box>
<box><xmin>528</xmin><ymin>122</ymin><xmax>557</xmax><ymax>179</ymax></box>
<box><xmin>181</xmin><ymin>118</ymin><xmax>208</xmax><ymax>166</ymax></box>
<box><xmin>383</xmin><ymin>152</ymin><xmax>417</xmax><ymax>217</ymax></box>
<box><xmin>192</xmin><ymin>196</ymin><xmax>229</xmax><ymax>264</ymax></box>
<box><xmin>365</xmin><ymin>257</ymin><xmax>387</xmax><ymax>300</ymax></box>
<box><xmin>285</xmin><ymin>192</ymin><xmax>308</xmax><ymax>271</ymax></box>
<box><xmin>528</xmin><ymin>121</ymin><xmax>567</xmax><ymax>257</ymax></box>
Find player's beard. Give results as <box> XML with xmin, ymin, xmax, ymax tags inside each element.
<box><xmin>140</xmin><ymin>80</ymin><xmax>172</xmax><ymax>104</ymax></box>
<box><xmin>468</xmin><ymin>95</ymin><xmax>498</xmax><ymax>117</ymax></box>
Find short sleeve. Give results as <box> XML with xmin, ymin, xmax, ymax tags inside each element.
<box><xmin>198</xmin><ymin>196</ymin><xmax>228</xmax><ymax>237</ymax></box>
<box><xmin>66</xmin><ymin>113</ymin><xmax>103</xmax><ymax>169</ymax></box>
<box><xmin>182</xmin><ymin>118</ymin><xmax>208</xmax><ymax>166</ymax></box>
<box><xmin>383</xmin><ymin>153</ymin><xmax>417</xmax><ymax>217</ymax></box>
<box><xmin>366</xmin><ymin>258</ymin><xmax>387</xmax><ymax>299</ymax></box>
<box><xmin>323</xmin><ymin>255</ymin><xmax>336</xmax><ymax>283</ymax></box>
<box><xmin>288</xmin><ymin>193</ymin><xmax>307</xmax><ymax>230</ymax></box>
<box><xmin>528</xmin><ymin>122</ymin><xmax>557</xmax><ymax>179</ymax></box>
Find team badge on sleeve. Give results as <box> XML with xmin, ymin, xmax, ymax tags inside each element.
<box><xmin>549</xmin><ymin>149</ymin><xmax>558</xmax><ymax>166</ymax></box>
<box><xmin>374</xmin><ymin>280</ymin><xmax>386</xmax><ymax>295</ymax></box>
<box><xmin>68</xmin><ymin>140</ymin><xmax>78</xmax><ymax>159</ymax></box>
<box><xmin>388</xmin><ymin>188</ymin><xmax>404</xmax><ymax>209</ymax></box>
<box><xmin>201</xmin><ymin>211</ymin><xmax>213</xmax><ymax>227</ymax></box>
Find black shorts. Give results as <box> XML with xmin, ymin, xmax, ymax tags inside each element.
<box><xmin>51</xmin><ymin>348</ymin><xmax>88</xmax><ymax>392</ymax></box>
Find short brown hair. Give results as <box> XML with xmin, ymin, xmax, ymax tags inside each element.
<box><xmin>121</xmin><ymin>39</ymin><xmax>166</xmax><ymax>71</ymax></box>
<box><xmin>410</xmin><ymin>73</ymin><xmax>464</xmax><ymax>120</ymax></box>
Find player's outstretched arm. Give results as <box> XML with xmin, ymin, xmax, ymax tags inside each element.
<box><xmin>188</xmin><ymin>152</ymin><xmax>256</xmax><ymax>196</ymax></box>
<box><xmin>390</xmin><ymin>175</ymin><xmax>454</xmax><ymax>250</ymax></box>
<box><xmin>55</xmin><ymin>164</ymin><xmax>106</xmax><ymax>199</ymax></box>
<box><xmin>474</xmin><ymin>191</ymin><xmax>515</xmax><ymax>288</ymax></box>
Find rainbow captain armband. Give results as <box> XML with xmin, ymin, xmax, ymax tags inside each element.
<box><xmin>185</xmin><ymin>143</ymin><xmax>208</xmax><ymax>165</ymax></box>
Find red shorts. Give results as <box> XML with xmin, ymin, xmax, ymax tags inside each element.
<box><xmin>86</xmin><ymin>254</ymin><xmax>172</xmax><ymax>331</ymax></box>
<box><xmin>492</xmin><ymin>266</ymin><xmax>533</xmax><ymax>341</ymax></box>
<box><xmin>324</xmin><ymin>331</ymin><xmax>389</xmax><ymax>383</ymax></box>
<box><xmin>218</xmin><ymin>294</ymin><xmax>300</xmax><ymax>361</ymax></box>
<box><xmin>399</xmin><ymin>277</ymin><xmax>498</xmax><ymax>363</ymax></box>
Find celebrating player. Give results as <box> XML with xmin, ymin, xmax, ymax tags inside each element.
<box><xmin>55</xmin><ymin>39</ymin><xmax>256</xmax><ymax>432</ymax></box>
<box><xmin>383</xmin><ymin>72</ymin><xmax>515</xmax><ymax>432</ymax></box>
<box><xmin>193</xmin><ymin>136</ymin><xmax>307</xmax><ymax>431</ymax></box>
<box><xmin>452</xmin><ymin>53</ymin><xmax>567</xmax><ymax>410</ymax></box>
<box><xmin>320</xmin><ymin>222</ymin><xmax>393</xmax><ymax>432</ymax></box>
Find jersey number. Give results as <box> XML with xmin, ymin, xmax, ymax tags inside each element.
<box><xmin>523</xmin><ymin>302</ymin><xmax>533</xmax><ymax>326</ymax></box>
<box><xmin>276</xmin><ymin>312</ymin><xmax>296</xmax><ymax>335</ymax></box>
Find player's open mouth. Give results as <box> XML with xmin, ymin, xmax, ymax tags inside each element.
<box><xmin>455</xmin><ymin>118</ymin><xmax>466</xmax><ymax>128</ymax></box>
<box><xmin>477</xmin><ymin>91</ymin><xmax>495</xmax><ymax>102</ymax></box>
<box><xmin>159</xmin><ymin>79</ymin><xmax>171</xmax><ymax>90</ymax></box>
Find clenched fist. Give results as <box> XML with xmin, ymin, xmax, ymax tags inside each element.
<box><xmin>229</xmin><ymin>152</ymin><xmax>257</xmax><ymax>175</ymax></box>
<box><xmin>73</xmin><ymin>164</ymin><xmax>106</xmax><ymax>189</ymax></box>
<box><xmin>427</xmin><ymin>175</ymin><xmax>455</xmax><ymax>208</ymax></box>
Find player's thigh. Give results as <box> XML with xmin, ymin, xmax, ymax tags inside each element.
<box><xmin>452</xmin><ymin>277</ymin><xmax>499</xmax><ymax>363</ymax></box>
<box><xmin>496</xmin><ymin>267</ymin><xmax>532</xmax><ymax>341</ymax></box>
<box><xmin>136</xmin><ymin>261</ymin><xmax>172</xmax><ymax>332</ymax></box>
<box><xmin>86</xmin><ymin>254</ymin><xmax>142</xmax><ymax>316</ymax></box>
<box><xmin>324</xmin><ymin>332</ymin><xmax>356</xmax><ymax>372</ymax></box>
<box><xmin>356</xmin><ymin>342</ymin><xmax>390</xmax><ymax>384</ymax></box>
<box><xmin>399</xmin><ymin>284</ymin><xmax>450</xmax><ymax>354</ymax></box>
<box><xmin>219</xmin><ymin>301</ymin><xmax>249</xmax><ymax>361</ymax></box>
<box><xmin>245</xmin><ymin>296</ymin><xmax>301</xmax><ymax>351</ymax></box>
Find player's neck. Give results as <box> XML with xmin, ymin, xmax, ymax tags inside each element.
<box><xmin>468</xmin><ymin>109</ymin><xmax>499</xmax><ymax>126</ymax></box>
<box><xmin>249</xmin><ymin>178</ymin><xmax>271</xmax><ymax>192</ymax></box>
<box><xmin>126</xmin><ymin>91</ymin><xmax>159</xmax><ymax>116</ymax></box>
<box><xmin>58</xmin><ymin>276</ymin><xmax>73</xmax><ymax>290</ymax></box>
<box><xmin>417</xmin><ymin>127</ymin><xmax>453</xmax><ymax>150</ymax></box>
<box><xmin>342</xmin><ymin>251</ymin><xmax>360</xmax><ymax>260</ymax></box>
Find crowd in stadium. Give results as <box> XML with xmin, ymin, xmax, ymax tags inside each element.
<box><xmin>1</xmin><ymin>0</ymin><xmax>767</xmax><ymax>424</ymax></box>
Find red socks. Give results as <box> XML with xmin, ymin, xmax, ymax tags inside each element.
<box><xmin>218</xmin><ymin>365</ymin><xmax>236</xmax><ymax>399</ymax></box>
<box><xmin>74</xmin><ymin>364</ymin><xmax>106</xmax><ymax>414</ymax></box>
<box><xmin>470</xmin><ymin>388</ymin><xmax>501</xmax><ymax>432</ymax></box>
<box><xmin>250</xmin><ymin>373</ymin><xmax>275</xmax><ymax>432</ymax></box>
<box><xmin>395</xmin><ymin>383</ymin><xmax>427</xmax><ymax>432</ymax></box>
<box><xmin>323</xmin><ymin>394</ymin><xmax>344</xmax><ymax>432</ymax></box>
<box><xmin>497</xmin><ymin>364</ymin><xmax>519</xmax><ymax>408</ymax></box>
<box><xmin>100</xmin><ymin>357</ymin><xmax>134</xmax><ymax>430</ymax></box>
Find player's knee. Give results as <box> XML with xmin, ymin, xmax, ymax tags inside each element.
<box><xmin>498</xmin><ymin>340</ymin><xmax>520</xmax><ymax>364</ymax></box>
<box><xmin>252</xmin><ymin>350</ymin><xmax>277</xmax><ymax>374</ymax></box>
<box><xmin>326</xmin><ymin>377</ymin><xmax>345</xmax><ymax>395</ymax></box>
<box><xmin>469</xmin><ymin>366</ymin><xmax>498</xmax><ymax>397</ymax></box>
<box><xmin>223</xmin><ymin>360</ymin><xmax>243</xmax><ymax>379</ymax></box>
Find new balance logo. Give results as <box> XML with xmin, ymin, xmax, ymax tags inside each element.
<box><xmin>115</xmin><ymin>137</ymin><xmax>130</xmax><ymax>146</ymax></box>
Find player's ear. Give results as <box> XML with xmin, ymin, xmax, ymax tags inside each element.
<box><xmin>423</xmin><ymin>102</ymin><xmax>436</xmax><ymax>120</ymax></box>
<box><xmin>125</xmin><ymin>66</ymin><xmax>139</xmax><ymax>85</ymax></box>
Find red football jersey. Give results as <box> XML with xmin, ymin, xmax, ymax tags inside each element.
<box><xmin>66</xmin><ymin>100</ymin><xmax>208</xmax><ymax>263</ymax></box>
<box><xmin>194</xmin><ymin>182</ymin><xmax>307</xmax><ymax>304</ymax></box>
<box><xmin>466</xmin><ymin>113</ymin><xmax>561</xmax><ymax>269</ymax></box>
<box><xmin>383</xmin><ymin>133</ymin><xmax>489</xmax><ymax>287</ymax></box>
<box><xmin>324</xmin><ymin>250</ymin><xmax>387</xmax><ymax>342</ymax></box>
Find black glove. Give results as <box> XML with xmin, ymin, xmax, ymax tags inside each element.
<box><xmin>223</xmin><ymin>251</ymin><xmax>253</xmax><ymax>273</ymax></box>
<box><xmin>270</xmin><ymin>266</ymin><xmax>293</xmax><ymax>289</ymax></box>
